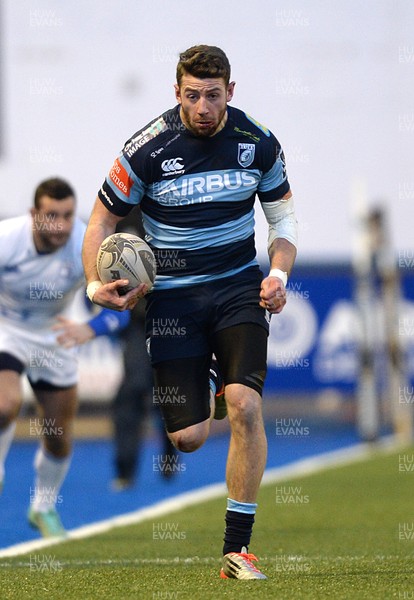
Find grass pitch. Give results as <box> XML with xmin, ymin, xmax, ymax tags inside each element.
<box><xmin>1</xmin><ymin>445</ymin><xmax>414</xmax><ymax>599</ymax></box>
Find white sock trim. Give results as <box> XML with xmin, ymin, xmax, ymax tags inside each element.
<box><xmin>31</xmin><ymin>447</ymin><xmax>71</xmax><ymax>512</ymax></box>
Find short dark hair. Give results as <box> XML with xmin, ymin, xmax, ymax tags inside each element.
<box><xmin>176</xmin><ymin>45</ymin><xmax>231</xmax><ymax>86</ymax></box>
<box><xmin>34</xmin><ymin>177</ymin><xmax>75</xmax><ymax>209</ymax></box>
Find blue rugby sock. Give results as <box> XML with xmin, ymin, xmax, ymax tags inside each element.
<box><xmin>223</xmin><ymin>498</ymin><xmax>257</xmax><ymax>555</ymax></box>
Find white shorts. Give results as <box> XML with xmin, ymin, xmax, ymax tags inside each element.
<box><xmin>0</xmin><ymin>319</ymin><xmax>78</xmax><ymax>388</ymax></box>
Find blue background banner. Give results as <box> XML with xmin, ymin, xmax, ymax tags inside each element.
<box><xmin>265</xmin><ymin>264</ymin><xmax>414</xmax><ymax>393</ymax></box>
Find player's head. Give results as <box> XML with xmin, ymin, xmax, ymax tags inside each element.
<box><xmin>175</xmin><ymin>45</ymin><xmax>235</xmax><ymax>137</ymax></box>
<box><xmin>31</xmin><ymin>177</ymin><xmax>76</xmax><ymax>253</ymax></box>
<box><xmin>176</xmin><ymin>45</ymin><xmax>231</xmax><ymax>86</ymax></box>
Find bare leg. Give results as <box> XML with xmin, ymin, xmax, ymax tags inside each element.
<box><xmin>225</xmin><ymin>383</ymin><xmax>267</xmax><ymax>502</ymax></box>
<box><xmin>34</xmin><ymin>385</ymin><xmax>78</xmax><ymax>458</ymax></box>
<box><xmin>168</xmin><ymin>418</ymin><xmax>211</xmax><ymax>453</ymax></box>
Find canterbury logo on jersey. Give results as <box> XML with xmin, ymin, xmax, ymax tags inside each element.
<box><xmin>161</xmin><ymin>157</ymin><xmax>185</xmax><ymax>176</ymax></box>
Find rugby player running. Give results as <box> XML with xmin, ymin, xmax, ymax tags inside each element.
<box><xmin>82</xmin><ymin>45</ymin><xmax>298</xmax><ymax>580</ymax></box>
<box><xmin>0</xmin><ymin>178</ymin><xmax>128</xmax><ymax>537</ymax></box>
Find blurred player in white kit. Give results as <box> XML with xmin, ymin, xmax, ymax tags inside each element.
<box><xmin>0</xmin><ymin>177</ymin><xmax>128</xmax><ymax>537</ymax></box>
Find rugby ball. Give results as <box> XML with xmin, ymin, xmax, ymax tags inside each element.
<box><xmin>97</xmin><ymin>233</ymin><xmax>157</xmax><ymax>292</ymax></box>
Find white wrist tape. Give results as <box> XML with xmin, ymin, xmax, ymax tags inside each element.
<box><xmin>86</xmin><ymin>280</ymin><xmax>103</xmax><ymax>302</ymax></box>
<box><xmin>268</xmin><ymin>268</ymin><xmax>288</xmax><ymax>286</ymax></box>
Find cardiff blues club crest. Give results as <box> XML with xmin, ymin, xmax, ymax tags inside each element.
<box><xmin>237</xmin><ymin>143</ymin><xmax>255</xmax><ymax>168</ymax></box>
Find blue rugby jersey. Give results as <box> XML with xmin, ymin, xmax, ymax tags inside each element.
<box><xmin>98</xmin><ymin>105</ymin><xmax>290</xmax><ymax>290</ymax></box>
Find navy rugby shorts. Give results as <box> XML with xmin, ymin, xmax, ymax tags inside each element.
<box><xmin>145</xmin><ymin>266</ymin><xmax>270</xmax><ymax>432</ymax></box>
<box><xmin>145</xmin><ymin>266</ymin><xmax>270</xmax><ymax>364</ymax></box>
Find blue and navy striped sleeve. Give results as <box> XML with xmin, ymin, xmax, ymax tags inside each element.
<box><xmin>257</xmin><ymin>146</ymin><xmax>290</xmax><ymax>202</ymax></box>
<box><xmin>98</xmin><ymin>153</ymin><xmax>146</xmax><ymax>217</ymax></box>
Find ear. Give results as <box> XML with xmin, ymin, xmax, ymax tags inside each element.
<box><xmin>174</xmin><ymin>83</ymin><xmax>181</xmax><ymax>104</ymax></box>
<box><xmin>227</xmin><ymin>81</ymin><xmax>236</xmax><ymax>102</ymax></box>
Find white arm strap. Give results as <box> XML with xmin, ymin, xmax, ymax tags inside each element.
<box><xmin>261</xmin><ymin>196</ymin><xmax>298</xmax><ymax>250</ymax></box>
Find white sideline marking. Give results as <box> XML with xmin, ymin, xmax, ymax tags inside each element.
<box><xmin>0</xmin><ymin>553</ymin><xmax>408</xmax><ymax>569</ymax></box>
<box><xmin>0</xmin><ymin>435</ymin><xmax>406</xmax><ymax>558</ymax></box>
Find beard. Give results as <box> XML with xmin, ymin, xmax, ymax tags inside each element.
<box><xmin>180</xmin><ymin>105</ymin><xmax>227</xmax><ymax>137</ymax></box>
<box><xmin>34</xmin><ymin>230</ymin><xmax>70</xmax><ymax>253</ymax></box>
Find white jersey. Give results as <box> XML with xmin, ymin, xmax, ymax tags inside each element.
<box><xmin>0</xmin><ymin>214</ymin><xmax>86</xmax><ymax>329</ymax></box>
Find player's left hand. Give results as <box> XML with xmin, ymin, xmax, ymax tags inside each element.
<box><xmin>53</xmin><ymin>316</ymin><xmax>96</xmax><ymax>348</ymax></box>
<box><xmin>259</xmin><ymin>275</ymin><xmax>287</xmax><ymax>314</ymax></box>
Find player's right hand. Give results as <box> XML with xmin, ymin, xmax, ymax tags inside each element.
<box><xmin>92</xmin><ymin>279</ymin><xmax>148</xmax><ymax>311</ymax></box>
